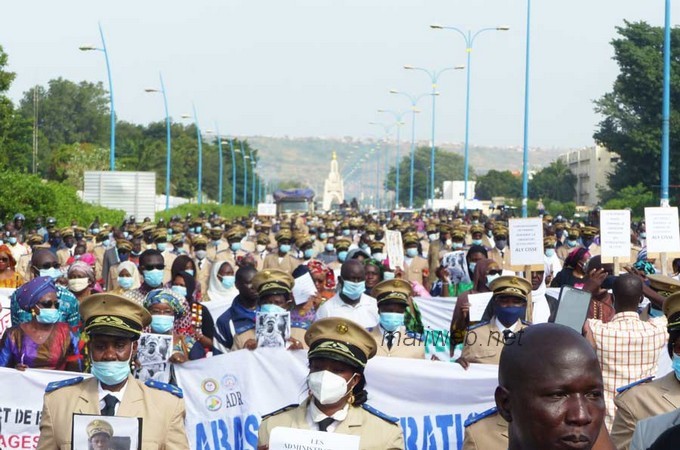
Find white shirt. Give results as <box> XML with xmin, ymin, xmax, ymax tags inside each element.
<box><xmin>494</xmin><ymin>318</ymin><xmax>521</xmax><ymax>334</ymax></box>
<box><xmin>314</xmin><ymin>293</ymin><xmax>379</xmax><ymax>328</ymax></box>
<box><xmin>97</xmin><ymin>381</ymin><xmax>128</xmax><ymax>416</ymax></box>
<box><xmin>306</xmin><ymin>400</ymin><xmax>349</xmax><ymax>432</ymax></box>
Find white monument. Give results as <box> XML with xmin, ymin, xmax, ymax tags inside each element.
<box><xmin>322</xmin><ymin>151</ymin><xmax>344</xmax><ymax>211</ymax></box>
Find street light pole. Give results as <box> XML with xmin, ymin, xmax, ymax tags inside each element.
<box><xmin>378</xmin><ymin>109</ymin><xmax>408</xmax><ymax>207</ymax></box>
<box><xmin>228</xmin><ymin>139</ymin><xmax>237</xmax><ymax>205</ymax></box>
<box><xmin>404</xmin><ymin>65</ymin><xmax>464</xmax><ymax>208</ymax></box>
<box><xmin>144</xmin><ymin>73</ymin><xmax>171</xmax><ymax>210</ymax></box>
<box><xmin>80</xmin><ymin>22</ymin><xmax>116</xmax><ymax>171</ymax></box>
<box><xmin>251</xmin><ymin>157</ymin><xmax>256</xmax><ymax>208</ymax></box>
<box><xmin>216</xmin><ymin>125</ymin><xmax>224</xmax><ymax>204</ymax></box>
<box><xmin>431</xmin><ymin>24</ymin><xmax>509</xmax><ymax>212</ymax></box>
<box><xmin>661</xmin><ymin>0</ymin><xmax>671</xmax><ymax>207</ymax></box>
<box><xmin>521</xmin><ymin>0</ymin><xmax>532</xmax><ymax>217</ymax></box>
<box><xmin>240</xmin><ymin>140</ymin><xmax>248</xmax><ymax>207</ymax></box>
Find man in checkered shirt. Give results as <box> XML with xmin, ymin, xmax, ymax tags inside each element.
<box><xmin>584</xmin><ymin>273</ymin><xmax>668</xmax><ymax>430</ymax></box>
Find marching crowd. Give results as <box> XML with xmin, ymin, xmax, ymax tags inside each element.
<box><xmin>1</xmin><ymin>208</ymin><xmax>679</xmax><ymax>449</ymax></box>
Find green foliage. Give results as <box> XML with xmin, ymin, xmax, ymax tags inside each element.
<box><xmin>0</xmin><ymin>170</ymin><xmax>125</xmax><ymax>227</ymax></box>
<box><xmin>384</xmin><ymin>146</ymin><xmax>470</xmax><ymax>207</ymax></box>
<box><xmin>594</xmin><ymin>21</ymin><xmax>680</xmax><ymax>191</ymax></box>
<box><xmin>475</xmin><ymin>170</ymin><xmax>521</xmax><ymax>200</ymax></box>
<box><xmin>529</xmin><ymin>159</ymin><xmax>576</xmax><ymax>202</ymax></box>
<box><xmin>155</xmin><ymin>204</ymin><xmax>253</xmax><ymax>223</ymax></box>
<box><xmin>49</xmin><ymin>143</ymin><xmax>109</xmax><ymax>187</ymax></box>
<box><xmin>276</xmin><ymin>180</ymin><xmax>310</xmax><ymax>190</ymax></box>
<box><xmin>603</xmin><ymin>183</ymin><xmax>655</xmax><ymax>219</ymax></box>
<box><xmin>0</xmin><ymin>45</ymin><xmax>32</xmax><ymax>172</ymax></box>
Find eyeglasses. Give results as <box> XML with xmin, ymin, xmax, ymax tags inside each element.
<box><xmin>36</xmin><ymin>262</ymin><xmax>60</xmax><ymax>270</ymax></box>
<box><xmin>143</xmin><ymin>264</ymin><xmax>165</xmax><ymax>271</ymax></box>
<box><xmin>487</xmin><ymin>270</ymin><xmax>503</xmax><ymax>276</ymax></box>
<box><xmin>38</xmin><ymin>301</ymin><xmax>59</xmax><ymax>309</ymax></box>
<box><xmin>0</xmin><ymin>257</ymin><xmax>9</xmax><ymax>262</ymax></box>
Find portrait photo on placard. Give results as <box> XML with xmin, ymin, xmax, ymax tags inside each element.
<box><xmin>71</xmin><ymin>414</ymin><xmax>142</xmax><ymax>450</ymax></box>
<box><xmin>441</xmin><ymin>251</ymin><xmax>470</xmax><ymax>285</ymax></box>
<box><xmin>256</xmin><ymin>311</ymin><xmax>291</xmax><ymax>348</ymax></box>
<box><xmin>134</xmin><ymin>333</ymin><xmax>172</xmax><ymax>383</ymax></box>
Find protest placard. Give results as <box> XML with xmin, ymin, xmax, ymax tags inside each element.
<box><xmin>257</xmin><ymin>203</ymin><xmax>277</xmax><ymax>216</ymax></box>
<box><xmin>385</xmin><ymin>230</ymin><xmax>404</xmax><ymax>270</ymax></box>
<box><xmin>600</xmin><ymin>210</ymin><xmax>631</xmax><ymax>263</ymax></box>
<box><xmin>509</xmin><ymin>218</ymin><xmax>544</xmax><ymax>267</ymax></box>
<box><xmin>645</xmin><ymin>207</ymin><xmax>680</xmax><ymax>254</ymax></box>
<box><xmin>269</xmin><ymin>427</ymin><xmax>360</xmax><ymax>450</ymax></box>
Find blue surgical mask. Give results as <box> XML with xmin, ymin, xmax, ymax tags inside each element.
<box><xmin>119</xmin><ymin>252</ymin><xmax>129</xmax><ymax>262</ymax></box>
<box><xmin>468</xmin><ymin>262</ymin><xmax>477</xmax><ymax>273</ymax></box>
<box><xmin>230</xmin><ymin>242</ymin><xmax>242</xmax><ymax>252</ymax></box>
<box><xmin>383</xmin><ymin>271</ymin><xmax>395</xmax><ymax>281</ymax></box>
<box><xmin>91</xmin><ymin>228</ymin><xmax>100</xmax><ymax>235</ymax></box>
<box><xmin>453</xmin><ymin>242</ymin><xmax>464</xmax><ymax>249</ymax></box>
<box><xmin>360</xmin><ymin>243</ymin><xmax>369</xmax><ymax>250</ymax></box>
<box><xmin>320</xmin><ymin>233</ymin><xmax>328</xmax><ymax>240</ymax></box>
<box><xmin>102</xmin><ymin>239</ymin><xmax>110</xmax><ymax>248</ymax></box>
<box><xmin>472</xmin><ymin>239</ymin><xmax>483</xmax><ymax>246</ymax></box>
<box><xmin>304</xmin><ymin>249</ymin><xmax>315</xmax><ymax>259</ymax></box>
<box><xmin>486</xmin><ymin>273</ymin><xmax>501</xmax><ymax>287</ymax></box>
<box><xmin>405</xmin><ymin>248</ymin><xmax>418</xmax><ymax>258</ymax></box>
<box><xmin>279</xmin><ymin>244</ymin><xmax>291</xmax><ymax>253</ymax></box>
<box><xmin>260</xmin><ymin>303</ymin><xmax>287</xmax><ymax>314</ymax></box>
<box><xmin>8</xmin><ymin>237</ymin><xmax>17</xmax><ymax>245</ymax></box>
<box><xmin>566</xmin><ymin>239</ymin><xmax>578</xmax><ymax>248</ymax></box>
<box><xmin>40</xmin><ymin>267</ymin><xmax>63</xmax><ymax>280</ymax></box>
<box><xmin>325</xmin><ymin>244</ymin><xmax>334</xmax><ymax>252</ymax></box>
<box><xmin>195</xmin><ymin>226</ymin><xmax>202</xmax><ymax>233</ymax></box>
<box><xmin>156</xmin><ymin>243</ymin><xmax>167</xmax><ymax>252</ymax></box>
<box><xmin>341</xmin><ymin>280</ymin><xmax>365</xmax><ymax>300</ymax></box>
<box><xmin>150</xmin><ymin>315</ymin><xmax>174</xmax><ymax>333</ymax></box>
<box><xmin>171</xmin><ymin>285</ymin><xmax>187</xmax><ymax>298</ymax></box>
<box><xmin>36</xmin><ymin>308</ymin><xmax>61</xmax><ymax>324</ymax></box>
<box><xmin>167</xmin><ymin>228</ymin><xmax>173</xmax><ymax>235</ymax></box>
<box><xmin>672</xmin><ymin>354</ymin><xmax>680</xmax><ymax>382</ymax></box>
<box><xmin>372</xmin><ymin>252</ymin><xmax>384</xmax><ymax>261</ymax></box>
<box><xmin>185</xmin><ymin>269</ymin><xmax>195</xmax><ymax>277</ymax></box>
<box><xmin>342</xmin><ymin>229</ymin><xmax>350</xmax><ymax>236</ymax></box>
<box><xmin>143</xmin><ymin>269</ymin><xmax>164</xmax><ymax>288</ymax></box>
<box><xmin>338</xmin><ymin>250</ymin><xmax>348</xmax><ymax>262</ymax></box>
<box><xmin>379</xmin><ymin>312</ymin><xmax>404</xmax><ymax>332</ymax></box>
<box><xmin>639</xmin><ymin>232</ymin><xmax>647</xmax><ymax>239</ymax></box>
<box><xmin>494</xmin><ymin>305</ymin><xmax>527</xmax><ymax>328</ymax></box>
<box><xmin>91</xmin><ymin>359</ymin><xmax>131</xmax><ymax>386</ymax></box>
<box><xmin>118</xmin><ymin>276</ymin><xmax>134</xmax><ymax>290</ymax></box>
<box><xmin>123</xmin><ymin>231</ymin><xmax>130</xmax><ymax>239</ymax></box>
<box><xmin>545</xmin><ymin>248</ymin><xmax>556</xmax><ymax>258</ymax></box>
<box><xmin>220</xmin><ymin>275</ymin><xmax>236</xmax><ymax>289</ymax></box>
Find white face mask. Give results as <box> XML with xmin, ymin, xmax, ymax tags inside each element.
<box><xmin>307</xmin><ymin>370</ymin><xmax>355</xmax><ymax>405</ymax></box>
<box><xmin>68</xmin><ymin>277</ymin><xmax>90</xmax><ymax>293</ymax></box>
<box><xmin>445</xmin><ymin>239</ymin><xmax>452</xmax><ymax>247</ymax></box>
<box><xmin>256</xmin><ymin>244</ymin><xmax>266</xmax><ymax>252</ymax></box>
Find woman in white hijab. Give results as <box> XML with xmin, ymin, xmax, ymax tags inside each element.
<box><xmin>204</xmin><ymin>261</ymin><xmax>239</xmax><ymax>319</ymax></box>
<box><xmin>530</xmin><ymin>262</ymin><xmax>558</xmax><ymax>324</ymax></box>
<box><xmin>113</xmin><ymin>260</ymin><xmax>141</xmax><ymax>293</ymax></box>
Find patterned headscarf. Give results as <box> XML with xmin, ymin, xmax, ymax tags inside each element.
<box><xmin>144</xmin><ymin>288</ymin><xmax>187</xmax><ymax>318</ymax></box>
<box><xmin>0</xmin><ymin>244</ymin><xmax>16</xmax><ymax>268</ymax></box>
<box><xmin>68</xmin><ymin>261</ymin><xmax>95</xmax><ymax>283</ymax></box>
<box><xmin>16</xmin><ymin>276</ymin><xmax>56</xmax><ymax>311</ymax></box>
<box><xmin>307</xmin><ymin>260</ymin><xmax>336</xmax><ymax>290</ymax></box>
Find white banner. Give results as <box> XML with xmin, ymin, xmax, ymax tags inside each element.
<box><xmin>0</xmin><ymin>367</ymin><xmax>91</xmax><ymax>449</ymax></box>
<box><xmin>174</xmin><ymin>349</ymin><xmax>497</xmax><ymax>450</ymax></box>
<box><xmin>385</xmin><ymin>230</ymin><xmax>404</xmax><ymax>271</ymax></box>
<box><xmin>414</xmin><ymin>296</ymin><xmax>457</xmax><ymax>332</ymax></box>
<box><xmin>0</xmin><ymin>288</ymin><xmax>13</xmax><ymax>339</ymax></box>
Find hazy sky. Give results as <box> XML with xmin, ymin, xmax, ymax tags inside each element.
<box><xmin>1</xmin><ymin>1</ymin><xmax>674</xmax><ymax>150</ymax></box>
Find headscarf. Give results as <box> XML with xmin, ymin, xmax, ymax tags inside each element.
<box><xmin>206</xmin><ymin>261</ymin><xmax>238</xmax><ymax>302</ymax></box>
<box><xmin>0</xmin><ymin>244</ymin><xmax>16</xmax><ymax>268</ymax></box>
<box><xmin>307</xmin><ymin>259</ymin><xmax>336</xmax><ymax>290</ymax></box>
<box><xmin>117</xmin><ymin>261</ymin><xmax>141</xmax><ymax>290</ymax></box>
<box><xmin>68</xmin><ymin>261</ymin><xmax>95</xmax><ymax>283</ymax></box>
<box><xmin>78</xmin><ymin>253</ymin><xmax>96</xmax><ymax>266</ymax></box>
<box><xmin>144</xmin><ymin>288</ymin><xmax>187</xmax><ymax>318</ymax></box>
<box><xmin>532</xmin><ymin>262</ymin><xmax>552</xmax><ymax>324</ymax></box>
<box><xmin>16</xmin><ymin>276</ymin><xmax>56</xmax><ymax>311</ymax></box>
<box><xmin>565</xmin><ymin>248</ymin><xmax>590</xmax><ymax>270</ymax></box>
<box><xmin>173</xmin><ymin>271</ymin><xmax>196</xmax><ymax>304</ymax></box>
<box><xmin>364</xmin><ymin>258</ymin><xmax>385</xmax><ymax>278</ymax></box>
<box><xmin>171</xmin><ymin>255</ymin><xmax>194</xmax><ymax>279</ymax></box>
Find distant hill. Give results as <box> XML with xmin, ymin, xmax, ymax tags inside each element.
<box><xmin>247</xmin><ymin>135</ymin><xmax>571</xmax><ymax>193</ymax></box>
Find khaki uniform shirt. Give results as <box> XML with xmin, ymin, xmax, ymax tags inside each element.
<box><xmin>461</xmin><ymin>320</ymin><xmax>529</xmax><ymax>365</ymax></box>
<box><xmin>37</xmin><ymin>375</ymin><xmax>189</xmax><ymax>450</ymax></box>
<box><xmin>258</xmin><ymin>399</ymin><xmax>404</xmax><ymax>450</ymax></box>
<box><xmin>93</xmin><ymin>245</ymin><xmax>106</xmax><ymax>281</ymax></box>
<box><xmin>369</xmin><ymin>326</ymin><xmax>425</xmax><ymax>359</ymax></box>
<box><xmin>403</xmin><ymin>256</ymin><xmax>429</xmax><ymax>287</ymax></box>
<box><xmin>194</xmin><ymin>257</ymin><xmax>212</xmax><ymax>298</ymax></box>
<box><xmin>557</xmin><ymin>244</ymin><xmax>581</xmax><ymax>262</ymax></box>
<box><xmin>207</xmin><ymin>240</ymin><xmax>229</xmax><ymax>261</ymax></box>
<box><xmin>462</xmin><ymin>411</ymin><xmax>508</xmax><ymax>450</ymax></box>
<box><xmin>488</xmin><ymin>247</ymin><xmax>512</xmax><ymax>271</ymax></box>
<box><xmin>262</xmin><ymin>253</ymin><xmax>301</xmax><ymax>275</ymax></box>
<box><xmin>611</xmin><ymin>372</ymin><xmax>680</xmax><ymax>450</ymax></box>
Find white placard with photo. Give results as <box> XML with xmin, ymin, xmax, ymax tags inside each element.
<box><xmin>257</xmin><ymin>203</ymin><xmax>277</xmax><ymax>216</ymax></box>
<box><xmin>71</xmin><ymin>414</ymin><xmax>142</xmax><ymax>450</ymax></box>
<box><xmin>467</xmin><ymin>292</ymin><xmax>494</xmax><ymax>322</ymax></box>
<box><xmin>600</xmin><ymin>210</ymin><xmax>631</xmax><ymax>258</ymax></box>
<box><xmin>292</xmin><ymin>271</ymin><xmax>318</xmax><ymax>306</ymax></box>
<box><xmin>385</xmin><ymin>230</ymin><xmax>404</xmax><ymax>270</ymax></box>
<box><xmin>134</xmin><ymin>333</ymin><xmax>173</xmax><ymax>384</ymax></box>
<box><xmin>509</xmin><ymin>218</ymin><xmax>544</xmax><ymax>266</ymax></box>
<box><xmin>645</xmin><ymin>207</ymin><xmax>680</xmax><ymax>253</ymax></box>
<box><xmin>441</xmin><ymin>251</ymin><xmax>470</xmax><ymax>285</ymax></box>
<box><xmin>269</xmin><ymin>426</ymin><xmax>360</xmax><ymax>450</ymax></box>
<box><xmin>256</xmin><ymin>311</ymin><xmax>291</xmax><ymax>348</ymax></box>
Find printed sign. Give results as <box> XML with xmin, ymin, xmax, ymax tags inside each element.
<box><xmin>257</xmin><ymin>203</ymin><xmax>277</xmax><ymax>217</ymax></box>
<box><xmin>509</xmin><ymin>218</ymin><xmax>544</xmax><ymax>266</ymax></box>
<box><xmin>385</xmin><ymin>230</ymin><xmax>404</xmax><ymax>270</ymax></box>
<box><xmin>600</xmin><ymin>210</ymin><xmax>631</xmax><ymax>259</ymax></box>
<box><xmin>645</xmin><ymin>207</ymin><xmax>680</xmax><ymax>254</ymax></box>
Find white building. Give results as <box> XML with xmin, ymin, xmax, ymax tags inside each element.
<box><xmin>558</xmin><ymin>145</ymin><xmax>619</xmax><ymax>207</ymax></box>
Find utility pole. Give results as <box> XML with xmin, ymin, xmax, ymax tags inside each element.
<box><xmin>32</xmin><ymin>88</ymin><xmax>39</xmax><ymax>175</ymax></box>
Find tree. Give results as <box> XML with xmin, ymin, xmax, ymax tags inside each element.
<box><xmin>603</xmin><ymin>183</ymin><xmax>655</xmax><ymax>219</ymax></box>
<box><xmin>594</xmin><ymin>21</ymin><xmax>680</xmax><ymax>195</ymax></box>
<box><xmin>529</xmin><ymin>159</ymin><xmax>576</xmax><ymax>202</ymax></box>
<box><xmin>475</xmin><ymin>170</ymin><xmax>522</xmax><ymax>200</ymax></box>
<box><xmin>0</xmin><ymin>45</ymin><xmax>32</xmax><ymax>172</ymax></box>
<box><xmin>384</xmin><ymin>146</ymin><xmax>469</xmax><ymax>207</ymax></box>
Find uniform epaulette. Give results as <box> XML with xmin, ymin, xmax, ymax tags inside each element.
<box><xmin>45</xmin><ymin>376</ymin><xmax>84</xmax><ymax>393</ymax></box>
<box><xmin>468</xmin><ymin>321</ymin><xmax>489</xmax><ymax>331</ymax></box>
<box><xmin>145</xmin><ymin>379</ymin><xmax>184</xmax><ymax>398</ymax></box>
<box><xmin>464</xmin><ymin>407</ymin><xmax>498</xmax><ymax>427</ymax></box>
<box><xmin>616</xmin><ymin>376</ymin><xmax>654</xmax><ymax>394</ymax></box>
<box><xmin>362</xmin><ymin>403</ymin><xmax>399</xmax><ymax>424</ymax></box>
<box><xmin>262</xmin><ymin>404</ymin><xmax>299</xmax><ymax>420</ymax></box>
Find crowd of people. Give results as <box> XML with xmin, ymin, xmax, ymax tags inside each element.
<box><xmin>0</xmin><ymin>208</ymin><xmax>678</xmax><ymax>449</ymax></box>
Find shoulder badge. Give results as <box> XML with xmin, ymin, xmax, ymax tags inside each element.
<box><xmin>616</xmin><ymin>376</ymin><xmax>654</xmax><ymax>394</ymax></box>
<box><xmin>262</xmin><ymin>404</ymin><xmax>299</xmax><ymax>420</ymax></box>
<box><xmin>468</xmin><ymin>321</ymin><xmax>490</xmax><ymax>331</ymax></box>
<box><xmin>45</xmin><ymin>376</ymin><xmax>84</xmax><ymax>393</ymax></box>
<box><xmin>145</xmin><ymin>379</ymin><xmax>184</xmax><ymax>398</ymax></box>
<box><xmin>361</xmin><ymin>403</ymin><xmax>399</xmax><ymax>424</ymax></box>
<box><xmin>464</xmin><ymin>406</ymin><xmax>498</xmax><ymax>427</ymax></box>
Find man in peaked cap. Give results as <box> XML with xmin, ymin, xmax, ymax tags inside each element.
<box><xmin>86</xmin><ymin>419</ymin><xmax>114</xmax><ymax>450</ymax></box>
<box><xmin>402</xmin><ymin>232</ymin><xmax>430</xmax><ymax>292</ymax></box>
<box><xmin>215</xmin><ymin>226</ymin><xmax>249</xmax><ymax>266</ymax></box>
<box><xmin>56</xmin><ymin>227</ymin><xmax>76</xmax><ymax>267</ymax></box>
<box><xmin>258</xmin><ymin>317</ymin><xmax>404</xmax><ymax>449</ymax></box>
<box><xmin>489</xmin><ymin>226</ymin><xmax>512</xmax><ymax>271</ymax></box>
<box><xmin>263</xmin><ymin>229</ymin><xmax>301</xmax><ymax>275</ymax></box>
<box><xmin>207</xmin><ymin>226</ymin><xmax>229</xmax><ymax>261</ymax></box>
<box><xmin>459</xmin><ymin>276</ymin><xmax>532</xmax><ymax>368</ymax></box>
<box><xmin>369</xmin><ymin>279</ymin><xmax>424</xmax><ymax>359</ymax></box>
<box><xmin>557</xmin><ymin>227</ymin><xmax>583</xmax><ymax>262</ymax></box>
<box><xmin>37</xmin><ymin>293</ymin><xmax>189</xmax><ymax>449</ymax></box>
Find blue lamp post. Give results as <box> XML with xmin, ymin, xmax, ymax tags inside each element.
<box><xmin>404</xmin><ymin>65</ymin><xmax>465</xmax><ymax>207</ymax></box>
<box><xmin>431</xmin><ymin>24</ymin><xmax>509</xmax><ymax>211</ymax></box>
<box><xmin>215</xmin><ymin>125</ymin><xmax>224</xmax><ymax>204</ymax></box>
<box><xmin>79</xmin><ymin>23</ymin><xmax>116</xmax><ymax>171</ymax></box>
<box><xmin>144</xmin><ymin>73</ymin><xmax>171</xmax><ymax>210</ymax></box>
<box><xmin>181</xmin><ymin>105</ymin><xmax>203</xmax><ymax>204</ymax></box>
<box><xmin>378</xmin><ymin>109</ymin><xmax>408</xmax><ymax>207</ymax></box>
<box><xmin>240</xmin><ymin>141</ymin><xmax>249</xmax><ymax>207</ymax></box>
<box><xmin>251</xmin><ymin>157</ymin><xmax>256</xmax><ymax>208</ymax></box>
<box><xmin>228</xmin><ymin>139</ymin><xmax>237</xmax><ymax>205</ymax></box>
<box><xmin>661</xmin><ymin>0</ymin><xmax>671</xmax><ymax>207</ymax></box>
<box><xmin>369</xmin><ymin>122</ymin><xmax>396</xmax><ymax>210</ymax></box>
<box><xmin>390</xmin><ymin>90</ymin><xmax>429</xmax><ymax>208</ymax></box>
